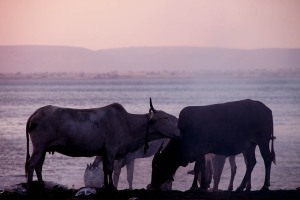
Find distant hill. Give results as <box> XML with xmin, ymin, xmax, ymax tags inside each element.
<box><xmin>0</xmin><ymin>45</ymin><xmax>299</xmax><ymax>74</ymax></box>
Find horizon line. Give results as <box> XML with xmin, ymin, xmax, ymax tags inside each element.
<box><xmin>1</xmin><ymin>44</ymin><xmax>300</xmax><ymax>51</ymax></box>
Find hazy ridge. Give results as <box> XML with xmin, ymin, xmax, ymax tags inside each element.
<box><xmin>0</xmin><ymin>45</ymin><xmax>299</xmax><ymax>78</ymax></box>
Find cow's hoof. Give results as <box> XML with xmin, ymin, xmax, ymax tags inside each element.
<box><xmin>235</xmin><ymin>187</ymin><xmax>244</xmax><ymax>192</ymax></box>
<box><xmin>108</xmin><ymin>186</ymin><xmax>117</xmax><ymax>191</ymax></box>
<box><xmin>112</xmin><ymin>185</ymin><xmax>117</xmax><ymax>191</ymax></box>
<box><xmin>199</xmin><ymin>188</ymin><xmax>208</xmax><ymax>192</ymax></box>
<box><xmin>189</xmin><ymin>186</ymin><xmax>199</xmax><ymax>191</ymax></box>
<box><xmin>211</xmin><ymin>188</ymin><xmax>223</xmax><ymax>192</ymax></box>
<box><xmin>260</xmin><ymin>186</ymin><xmax>269</xmax><ymax>192</ymax></box>
<box><xmin>102</xmin><ymin>185</ymin><xmax>117</xmax><ymax>191</ymax></box>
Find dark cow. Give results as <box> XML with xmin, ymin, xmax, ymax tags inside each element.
<box><xmin>150</xmin><ymin>99</ymin><xmax>276</xmax><ymax>191</ymax></box>
<box><xmin>25</xmin><ymin>98</ymin><xmax>179</xmax><ymax>189</ymax></box>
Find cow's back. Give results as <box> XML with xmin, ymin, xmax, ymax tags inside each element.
<box><xmin>31</xmin><ymin>103</ymin><xmax>127</xmax><ymax>127</ymax></box>
<box><xmin>28</xmin><ymin>103</ymin><xmax>129</xmax><ymax>156</ymax></box>
<box><xmin>178</xmin><ymin>99</ymin><xmax>273</xmax><ymax>157</ymax></box>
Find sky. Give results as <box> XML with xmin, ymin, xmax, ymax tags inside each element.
<box><xmin>0</xmin><ymin>0</ymin><xmax>300</xmax><ymax>50</ymax></box>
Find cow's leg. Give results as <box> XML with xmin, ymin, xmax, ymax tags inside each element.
<box><xmin>113</xmin><ymin>159</ymin><xmax>127</xmax><ymax>189</ymax></box>
<box><xmin>210</xmin><ymin>155</ymin><xmax>218</xmax><ymax>190</ymax></box>
<box><xmin>199</xmin><ymin>155</ymin><xmax>207</xmax><ymax>190</ymax></box>
<box><xmin>228</xmin><ymin>156</ymin><xmax>237</xmax><ymax>191</ymax></box>
<box><xmin>103</xmin><ymin>169</ymin><xmax>114</xmax><ymax>190</ymax></box>
<box><xmin>246</xmin><ymin>177</ymin><xmax>252</xmax><ymax>191</ymax></box>
<box><xmin>102</xmin><ymin>157</ymin><xmax>109</xmax><ymax>187</ymax></box>
<box><xmin>205</xmin><ymin>156</ymin><xmax>213</xmax><ymax>189</ymax></box>
<box><xmin>102</xmin><ymin>152</ymin><xmax>116</xmax><ymax>190</ymax></box>
<box><xmin>197</xmin><ymin>172</ymin><xmax>202</xmax><ymax>188</ymax></box>
<box><xmin>113</xmin><ymin>163</ymin><xmax>121</xmax><ymax>189</ymax></box>
<box><xmin>212</xmin><ymin>155</ymin><xmax>226</xmax><ymax>191</ymax></box>
<box><xmin>27</xmin><ymin>149</ymin><xmax>45</xmax><ymax>184</ymax></box>
<box><xmin>242</xmin><ymin>153</ymin><xmax>252</xmax><ymax>191</ymax></box>
<box><xmin>192</xmin><ymin>155</ymin><xmax>206</xmax><ymax>190</ymax></box>
<box><xmin>236</xmin><ymin>144</ymin><xmax>256</xmax><ymax>192</ymax></box>
<box><xmin>35</xmin><ymin>152</ymin><xmax>46</xmax><ymax>182</ymax></box>
<box><xmin>191</xmin><ymin>161</ymin><xmax>200</xmax><ymax>190</ymax></box>
<box><xmin>126</xmin><ymin>159</ymin><xmax>134</xmax><ymax>190</ymax></box>
<box><xmin>109</xmin><ymin>171</ymin><xmax>114</xmax><ymax>188</ymax></box>
<box><xmin>258</xmin><ymin>142</ymin><xmax>273</xmax><ymax>191</ymax></box>
<box><xmin>103</xmin><ymin>167</ymin><xmax>115</xmax><ymax>190</ymax></box>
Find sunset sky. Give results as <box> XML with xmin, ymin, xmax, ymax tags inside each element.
<box><xmin>0</xmin><ymin>0</ymin><xmax>300</xmax><ymax>50</ymax></box>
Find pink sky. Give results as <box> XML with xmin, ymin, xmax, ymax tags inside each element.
<box><xmin>0</xmin><ymin>0</ymin><xmax>300</xmax><ymax>50</ymax></box>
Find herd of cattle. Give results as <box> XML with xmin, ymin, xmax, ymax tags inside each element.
<box><xmin>25</xmin><ymin>98</ymin><xmax>276</xmax><ymax>192</ymax></box>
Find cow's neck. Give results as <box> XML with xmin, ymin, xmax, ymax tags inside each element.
<box><xmin>127</xmin><ymin>113</ymin><xmax>154</xmax><ymax>146</ymax></box>
<box><xmin>128</xmin><ymin>114</ymin><xmax>148</xmax><ymax>140</ymax></box>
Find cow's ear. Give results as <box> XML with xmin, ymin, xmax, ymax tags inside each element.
<box><xmin>149</xmin><ymin>109</ymin><xmax>155</xmax><ymax>121</ymax></box>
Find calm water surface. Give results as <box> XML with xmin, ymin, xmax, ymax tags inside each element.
<box><xmin>0</xmin><ymin>78</ymin><xmax>299</xmax><ymax>191</ymax></box>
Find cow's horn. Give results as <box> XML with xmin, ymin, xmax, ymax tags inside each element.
<box><xmin>155</xmin><ymin>142</ymin><xmax>164</xmax><ymax>155</ymax></box>
<box><xmin>150</xmin><ymin>97</ymin><xmax>156</xmax><ymax>113</ymax></box>
<box><xmin>158</xmin><ymin>141</ymin><xmax>164</xmax><ymax>152</ymax></box>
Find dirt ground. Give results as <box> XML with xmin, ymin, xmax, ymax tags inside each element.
<box><xmin>1</xmin><ymin>182</ymin><xmax>299</xmax><ymax>200</ymax></box>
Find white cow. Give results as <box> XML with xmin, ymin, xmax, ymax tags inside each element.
<box><xmin>84</xmin><ymin>138</ymin><xmax>170</xmax><ymax>189</ymax></box>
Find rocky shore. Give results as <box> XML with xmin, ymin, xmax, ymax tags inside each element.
<box><xmin>0</xmin><ymin>182</ymin><xmax>299</xmax><ymax>200</ymax></box>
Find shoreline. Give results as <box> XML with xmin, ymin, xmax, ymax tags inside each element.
<box><xmin>1</xmin><ymin>182</ymin><xmax>300</xmax><ymax>200</ymax></box>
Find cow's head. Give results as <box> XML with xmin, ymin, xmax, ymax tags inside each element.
<box><xmin>149</xmin><ymin>139</ymin><xmax>179</xmax><ymax>190</ymax></box>
<box><xmin>147</xmin><ymin>98</ymin><xmax>180</xmax><ymax>139</ymax></box>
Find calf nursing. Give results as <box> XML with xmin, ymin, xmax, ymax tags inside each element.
<box><xmin>84</xmin><ymin>138</ymin><xmax>170</xmax><ymax>189</ymax></box>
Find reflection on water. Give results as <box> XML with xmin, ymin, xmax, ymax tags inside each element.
<box><xmin>0</xmin><ymin>78</ymin><xmax>299</xmax><ymax>190</ymax></box>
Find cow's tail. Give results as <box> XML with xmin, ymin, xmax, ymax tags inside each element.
<box><xmin>271</xmin><ymin>136</ymin><xmax>276</xmax><ymax>165</ymax></box>
<box><xmin>270</xmin><ymin>115</ymin><xmax>276</xmax><ymax>165</ymax></box>
<box><xmin>25</xmin><ymin>116</ymin><xmax>31</xmax><ymax>175</ymax></box>
<box><xmin>25</xmin><ymin>110</ymin><xmax>38</xmax><ymax>175</ymax></box>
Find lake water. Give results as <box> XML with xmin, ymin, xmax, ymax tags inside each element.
<box><xmin>0</xmin><ymin>77</ymin><xmax>299</xmax><ymax>191</ymax></box>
